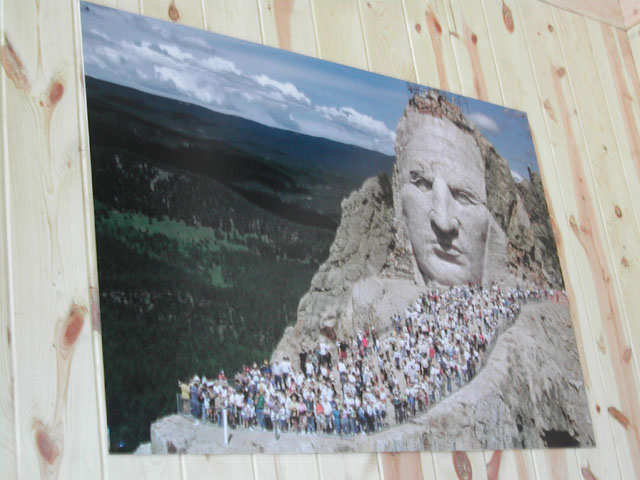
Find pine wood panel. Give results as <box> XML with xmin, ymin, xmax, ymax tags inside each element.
<box><xmin>317</xmin><ymin>453</ymin><xmax>381</xmax><ymax>480</ymax></box>
<box><xmin>203</xmin><ymin>0</ymin><xmax>262</xmax><ymax>44</ymax></box>
<box><xmin>0</xmin><ymin>3</ymin><xmax>17</xmax><ymax>477</ymax></box>
<box><xmin>108</xmin><ymin>455</ymin><xmax>182</xmax><ymax>479</ymax></box>
<box><xmin>3</xmin><ymin>0</ymin><xmax>104</xmax><ymax>478</ymax></box>
<box><xmin>556</xmin><ymin>12</ymin><xmax>640</xmax><ymax>456</ymax></box>
<box><xmin>274</xmin><ymin>454</ymin><xmax>319</xmax><ymax>480</ymax></box>
<box><xmin>538</xmin><ymin>0</ymin><xmax>625</xmax><ymax>29</ymax></box>
<box><xmin>88</xmin><ymin>0</ymin><xmax>141</xmax><ymax>13</ymax></box>
<box><xmin>518</xmin><ymin>1</ymin><xmax>640</xmax><ymax>478</ymax></box>
<box><xmin>402</xmin><ymin>0</ymin><xmax>461</xmax><ymax>94</ymax></box>
<box><xmin>483</xmin><ymin>450</ymin><xmax>536</xmax><ymax>480</ymax></box>
<box><xmin>620</xmin><ymin>0</ymin><xmax>640</xmax><ymax>29</ymax></box>
<box><xmin>481</xmin><ymin>0</ymin><xmax>625</xmax><ymax>475</ymax></box>
<box><xmin>444</xmin><ymin>0</ymin><xmax>502</xmax><ymax>103</ymax></box>
<box><xmin>357</xmin><ymin>0</ymin><xmax>416</xmax><ymax>81</ymax></box>
<box><xmin>5</xmin><ymin>0</ymin><xmax>640</xmax><ymax>479</ymax></box>
<box><xmin>258</xmin><ymin>0</ymin><xmax>318</xmax><ymax>56</ymax></box>
<box><xmin>629</xmin><ymin>24</ymin><xmax>640</xmax><ymax>76</ymax></box>
<box><xmin>183</xmin><ymin>455</ymin><xmax>256</xmax><ymax>479</ymax></box>
<box><xmin>311</xmin><ymin>0</ymin><xmax>368</xmax><ymax>70</ymax></box>
<box><xmin>253</xmin><ymin>455</ymin><xmax>278</xmax><ymax>480</ymax></box>
<box><xmin>481</xmin><ymin>4</ymin><xmax>619</xmax><ymax>479</ymax></box>
<box><xmin>141</xmin><ymin>0</ymin><xmax>204</xmax><ymax>26</ymax></box>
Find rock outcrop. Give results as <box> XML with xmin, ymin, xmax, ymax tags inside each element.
<box><xmin>273</xmin><ymin>90</ymin><xmax>564</xmax><ymax>360</ymax></box>
<box><xmin>151</xmin><ymin>301</ymin><xmax>593</xmax><ymax>453</ymax></box>
<box><xmin>273</xmin><ymin>174</ymin><xmax>425</xmax><ymax>360</ymax></box>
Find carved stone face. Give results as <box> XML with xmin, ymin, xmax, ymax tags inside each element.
<box><xmin>397</xmin><ymin>115</ymin><xmax>489</xmax><ymax>286</ymax></box>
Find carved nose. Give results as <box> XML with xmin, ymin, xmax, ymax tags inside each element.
<box><xmin>430</xmin><ymin>178</ymin><xmax>458</xmax><ymax>244</ymax></box>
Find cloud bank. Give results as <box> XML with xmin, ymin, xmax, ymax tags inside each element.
<box><xmin>81</xmin><ymin>3</ymin><xmax>396</xmax><ymax>155</ymax></box>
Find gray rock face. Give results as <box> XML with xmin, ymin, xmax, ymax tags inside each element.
<box><xmin>151</xmin><ymin>302</ymin><xmax>592</xmax><ymax>453</ymax></box>
<box><xmin>414</xmin><ymin>301</ymin><xmax>593</xmax><ymax>450</ymax></box>
<box><xmin>272</xmin><ymin>174</ymin><xmax>422</xmax><ymax>360</ymax></box>
<box><xmin>274</xmin><ymin>91</ymin><xmax>564</xmax><ymax>360</ymax></box>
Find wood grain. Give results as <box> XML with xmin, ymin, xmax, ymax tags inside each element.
<box><xmin>402</xmin><ymin>0</ymin><xmax>461</xmax><ymax>93</ymax></box>
<box><xmin>203</xmin><ymin>0</ymin><xmax>262</xmax><ymax>44</ymax></box>
<box><xmin>258</xmin><ymin>0</ymin><xmax>318</xmax><ymax>56</ymax></box>
<box><xmin>274</xmin><ymin>454</ymin><xmax>319</xmax><ymax>480</ymax></box>
<box><xmin>141</xmin><ymin>0</ymin><xmax>204</xmax><ymax>26</ymax></box>
<box><xmin>379</xmin><ymin>452</ymin><xmax>422</xmax><ymax>480</ymax></box>
<box><xmin>5</xmin><ymin>0</ymin><xmax>640</xmax><ymax>478</ymax></box>
<box><xmin>357</xmin><ymin>0</ymin><xmax>416</xmax><ymax>81</ymax></box>
<box><xmin>620</xmin><ymin>0</ymin><xmax>640</xmax><ymax>29</ymax></box>
<box><xmin>182</xmin><ymin>454</ymin><xmax>255</xmax><ymax>479</ymax></box>
<box><xmin>0</xmin><ymin>5</ymin><xmax>18</xmax><ymax>479</ymax></box>
<box><xmin>519</xmin><ymin>1</ymin><xmax>640</xmax><ymax>477</ymax></box>
<box><xmin>317</xmin><ymin>453</ymin><xmax>380</xmax><ymax>480</ymax></box>
<box><xmin>87</xmin><ymin>0</ymin><xmax>141</xmax><ymax>13</ymax></box>
<box><xmin>4</xmin><ymin>0</ymin><xmax>104</xmax><ymax>478</ymax></box>
<box><xmin>107</xmin><ymin>455</ymin><xmax>181</xmax><ymax>479</ymax></box>
<box><xmin>555</xmin><ymin>18</ymin><xmax>640</xmax><ymax>471</ymax></box>
<box><xmin>446</xmin><ymin>0</ymin><xmax>501</xmax><ymax>102</ymax></box>
<box><xmin>537</xmin><ymin>0</ymin><xmax>625</xmax><ymax>29</ymax></box>
<box><xmin>311</xmin><ymin>0</ymin><xmax>368</xmax><ymax>70</ymax></box>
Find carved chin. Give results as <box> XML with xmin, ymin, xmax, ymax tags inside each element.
<box><xmin>417</xmin><ymin>255</ymin><xmax>483</xmax><ymax>286</ymax></box>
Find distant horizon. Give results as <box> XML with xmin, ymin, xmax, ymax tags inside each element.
<box><xmin>81</xmin><ymin>1</ymin><xmax>539</xmax><ymax>183</ymax></box>
<box><xmin>84</xmin><ymin>74</ymin><xmax>397</xmax><ymax>160</ymax></box>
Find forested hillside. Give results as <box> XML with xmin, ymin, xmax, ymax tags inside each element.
<box><xmin>86</xmin><ymin>77</ymin><xmax>394</xmax><ymax>451</ymax></box>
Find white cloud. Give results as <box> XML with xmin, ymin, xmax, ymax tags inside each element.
<box><xmin>95</xmin><ymin>46</ymin><xmax>123</xmax><ymax>64</ymax></box>
<box><xmin>240</xmin><ymin>91</ymin><xmax>258</xmax><ymax>102</ymax></box>
<box><xmin>89</xmin><ymin>28</ymin><xmax>111</xmax><ymax>41</ymax></box>
<box><xmin>470</xmin><ymin>112</ymin><xmax>501</xmax><ymax>134</ymax></box>
<box><xmin>511</xmin><ymin>169</ymin><xmax>523</xmax><ymax>183</ymax></box>
<box><xmin>158</xmin><ymin>43</ymin><xmax>194</xmax><ymax>62</ymax></box>
<box><xmin>154</xmin><ymin>66</ymin><xmax>222</xmax><ymax>105</ymax></box>
<box><xmin>123</xmin><ymin>41</ymin><xmax>171</xmax><ymax>65</ymax></box>
<box><xmin>252</xmin><ymin>74</ymin><xmax>311</xmax><ymax>105</ymax></box>
<box><xmin>201</xmin><ymin>56</ymin><xmax>242</xmax><ymax>75</ymax></box>
<box><xmin>185</xmin><ymin>35</ymin><xmax>213</xmax><ymax>51</ymax></box>
<box><xmin>315</xmin><ymin>105</ymin><xmax>395</xmax><ymax>142</ymax></box>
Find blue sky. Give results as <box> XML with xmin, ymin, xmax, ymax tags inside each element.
<box><xmin>80</xmin><ymin>1</ymin><xmax>538</xmax><ymax>181</ymax></box>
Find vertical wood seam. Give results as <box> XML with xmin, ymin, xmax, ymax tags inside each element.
<box><xmin>252</xmin><ymin>454</ymin><xmax>260</xmax><ymax>480</ymax></box>
<box><xmin>515</xmin><ymin>2</ymin><xmax>621</xmax><ymax>476</ymax></box>
<box><xmin>315</xmin><ymin>453</ymin><xmax>324</xmax><ymax>480</ymax></box>
<box><xmin>478</xmin><ymin>0</ymin><xmax>507</xmax><ymax>106</ymax></box>
<box><xmin>180</xmin><ymin>453</ymin><xmax>187</xmax><ymax>480</ymax></box>
<box><xmin>376</xmin><ymin>451</ymin><xmax>385</xmax><ymax>480</ymax></box>
<box><xmin>1</xmin><ymin>0</ymin><xmax>21</xmax><ymax>476</ymax></box>
<box><xmin>441</xmin><ymin>0</ymin><xmax>465</xmax><ymax>98</ymax></box>
<box><xmin>308</xmin><ymin>0</ymin><xmax>322</xmax><ymax>58</ymax></box>
<box><xmin>400</xmin><ymin>0</ymin><xmax>420</xmax><ymax>84</ymax></box>
<box><xmin>355</xmin><ymin>0</ymin><xmax>372</xmax><ymax>71</ymax></box>
<box><xmin>69</xmin><ymin>0</ymin><xmax>108</xmax><ymax>478</ymax></box>
<box><xmin>256</xmin><ymin>0</ymin><xmax>267</xmax><ymax>45</ymax></box>
<box><xmin>200</xmin><ymin>0</ymin><xmax>208</xmax><ymax>31</ymax></box>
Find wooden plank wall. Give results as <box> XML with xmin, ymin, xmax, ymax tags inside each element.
<box><xmin>2</xmin><ymin>0</ymin><xmax>640</xmax><ymax>478</ymax></box>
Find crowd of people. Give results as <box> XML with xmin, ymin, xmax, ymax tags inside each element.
<box><xmin>178</xmin><ymin>284</ymin><xmax>563</xmax><ymax>437</ymax></box>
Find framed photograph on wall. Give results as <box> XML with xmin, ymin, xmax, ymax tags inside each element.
<box><xmin>80</xmin><ymin>1</ymin><xmax>594</xmax><ymax>454</ymax></box>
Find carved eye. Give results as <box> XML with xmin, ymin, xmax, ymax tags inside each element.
<box><xmin>410</xmin><ymin>173</ymin><xmax>432</xmax><ymax>191</ymax></box>
<box><xmin>451</xmin><ymin>189</ymin><xmax>475</xmax><ymax>205</ymax></box>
